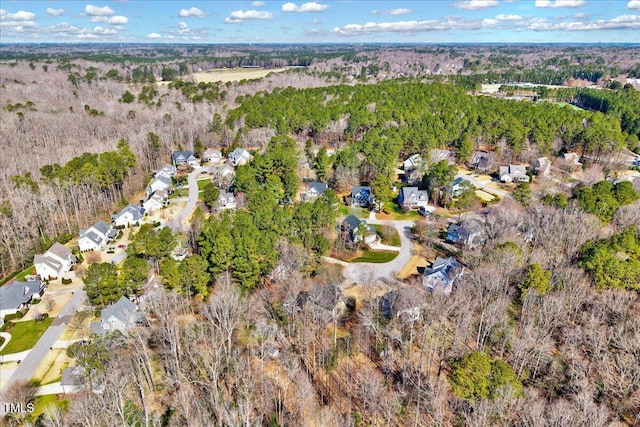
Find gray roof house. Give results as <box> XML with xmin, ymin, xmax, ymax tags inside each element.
<box><xmin>398</xmin><ymin>187</ymin><xmax>429</xmax><ymax>210</ymax></box>
<box><xmin>451</xmin><ymin>177</ymin><xmax>472</xmax><ymax>196</ymax></box>
<box><xmin>218</xmin><ymin>190</ymin><xmax>237</xmax><ymax>210</ymax></box>
<box><xmin>348</xmin><ymin>186</ymin><xmax>374</xmax><ymax>208</ymax></box>
<box><xmin>0</xmin><ymin>280</ymin><xmax>45</xmax><ymax>319</ymax></box>
<box><xmin>34</xmin><ymin>243</ymin><xmax>76</xmax><ymax>280</ymax></box>
<box><xmin>143</xmin><ymin>189</ymin><xmax>169</xmax><ymax>213</ymax></box>
<box><xmin>302</xmin><ymin>182</ymin><xmax>328</xmax><ymax>202</ymax></box>
<box><xmin>422</xmin><ymin>257</ymin><xmax>464</xmax><ymax>294</ymax></box>
<box><xmin>403</xmin><ymin>154</ymin><xmax>424</xmax><ymax>171</ymax></box>
<box><xmin>111</xmin><ymin>204</ymin><xmax>145</xmax><ymax>228</ymax></box>
<box><xmin>146</xmin><ymin>174</ymin><xmax>172</xmax><ymax>197</ymax></box>
<box><xmin>90</xmin><ymin>296</ymin><xmax>145</xmax><ymax>337</ymax></box>
<box><xmin>499</xmin><ymin>165</ymin><xmax>530</xmax><ymax>183</ymax></box>
<box><xmin>60</xmin><ymin>366</ymin><xmax>85</xmax><ymax>394</ymax></box>
<box><xmin>470</xmin><ymin>151</ymin><xmax>495</xmax><ymax>172</ymax></box>
<box><xmin>228</xmin><ymin>148</ymin><xmax>252</xmax><ymax>167</ymax></box>
<box><xmin>342</xmin><ymin>215</ymin><xmax>377</xmax><ymax>244</ymax></box>
<box><xmin>155</xmin><ymin>163</ymin><xmax>177</xmax><ymax>179</ymax></box>
<box><xmin>202</xmin><ymin>148</ymin><xmax>223</xmax><ymax>163</ymax></box>
<box><xmin>78</xmin><ymin>220</ymin><xmax>116</xmax><ymax>252</ymax></box>
<box><xmin>534</xmin><ymin>157</ymin><xmax>552</xmax><ymax>176</ymax></box>
<box><xmin>171</xmin><ymin>151</ymin><xmax>198</xmax><ymax>167</ymax></box>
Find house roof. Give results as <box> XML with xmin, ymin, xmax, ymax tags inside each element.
<box><xmin>92</xmin><ymin>220</ymin><xmax>111</xmax><ymax>236</ymax></box>
<box><xmin>400</xmin><ymin>186</ymin><xmax>428</xmax><ymax>201</ymax></box>
<box><xmin>47</xmin><ymin>242</ymin><xmax>71</xmax><ymax>260</ymax></box>
<box><xmin>351</xmin><ymin>186</ymin><xmax>372</xmax><ymax>197</ymax></box>
<box><xmin>0</xmin><ymin>280</ymin><xmax>42</xmax><ymax>310</ymax></box>
<box><xmin>219</xmin><ymin>190</ymin><xmax>235</xmax><ymax>201</ymax></box>
<box><xmin>343</xmin><ymin>214</ymin><xmax>363</xmax><ymax>231</ymax></box>
<box><xmin>203</xmin><ymin>148</ymin><xmax>221</xmax><ymax>157</ymax></box>
<box><xmin>447</xmin><ymin>224</ymin><xmax>469</xmax><ymax>241</ymax></box>
<box><xmin>101</xmin><ymin>296</ymin><xmax>136</xmax><ymax>324</ymax></box>
<box><xmin>113</xmin><ymin>204</ymin><xmax>144</xmax><ymax>222</ymax></box>
<box><xmin>308</xmin><ymin>182</ymin><xmax>328</xmax><ymax>195</ymax></box>
<box><xmin>34</xmin><ymin>254</ymin><xmax>62</xmax><ymax>272</ymax></box>
<box><xmin>61</xmin><ymin>366</ymin><xmax>85</xmax><ymax>386</ymax></box>
<box><xmin>81</xmin><ymin>231</ymin><xmax>103</xmax><ymax>246</ymax></box>
<box><xmin>404</xmin><ymin>154</ymin><xmax>423</xmax><ymax>170</ymax></box>
<box><xmin>172</xmin><ymin>151</ymin><xmax>195</xmax><ymax>162</ymax></box>
<box><xmin>150</xmin><ymin>174</ymin><xmax>172</xmax><ymax>188</ymax></box>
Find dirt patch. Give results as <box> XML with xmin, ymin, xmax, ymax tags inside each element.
<box><xmin>396</xmin><ymin>243</ymin><xmax>428</xmax><ymax>279</ymax></box>
<box><xmin>32</xmin><ymin>348</ymin><xmax>73</xmax><ymax>385</ymax></box>
<box><xmin>375</xmin><ymin>212</ymin><xmax>394</xmax><ymax>220</ymax></box>
<box><xmin>475</xmin><ymin>189</ymin><xmax>496</xmax><ymax>202</ymax></box>
<box><xmin>191</xmin><ymin>67</ymin><xmax>289</xmax><ymax>84</ymax></box>
<box><xmin>341</xmin><ymin>283</ymin><xmax>391</xmax><ymax>309</ymax></box>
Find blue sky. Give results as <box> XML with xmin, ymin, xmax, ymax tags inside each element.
<box><xmin>1</xmin><ymin>1</ymin><xmax>639</xmax><ymax>43</ymax></box>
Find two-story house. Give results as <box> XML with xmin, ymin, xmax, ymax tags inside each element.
<box><xmin>78</xmin><ymin>220</ymin><xmax>117</xmax><ymax>252</ymax></box>
<box><xmin>398</xmin><ymin>186</ymin><xmax>430</xmax><ymax>210</ymax></box>
<box><xmin>34</xmin><ymin>242</ymin><xmax>76</xmax><ymax>280</ymax></box>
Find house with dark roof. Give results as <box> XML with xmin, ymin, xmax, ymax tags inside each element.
<box><xmin>90</xmin><ymin>296</ymin><xmax>145</xmax><ymax>337</ymax></box>
<box><xmin>111</xmin><ymin>204</ymin><xmax>145</xmax><ymax>228</ymax></box>
<box><xmin>342</xmin><ymin>215</ymin><xmax>377</xmax><ymax>244</ymax></box>
<box><xmin>171</xmin><ymin>151</ymin><xmax>198</xmax><ymax>167</ymax></box>
<box><xmin>422</xmin><ymin>257</ymin><xmax>464</xmax><ymax>294</ymax></box>
<box><xmin>347</xmin><ymin>186</ymin><xmax>374</xmax><ymax>208</ymax></box>
<box><xmin>378</xmin><ymin>287</ymin><xmax>424</xmax><ymax>324</ymax></box>
<box><xmin>470</xmin><ymin>151</ymin><xmax>495</xmax><ymax>172</ymax></box>
<box><xmin>398</xmin><ymin>186</ymin><xmax>430</xmax><ymax>210</ymax></box>
<box><xmin>78</xmin><ymin>220</ymin><xmax>117</xmax><ymax>252</ymax></box>
<box><xmin>34</xmin><ymin>243</ymin><xmax>76</xmax><ymax>280</ymax></box>
<box><xmin>301</xmin><ymin>182</ymin><xmax>328</xmax><ymax>202</ymax></box>
<box><xmin>499</xmin><ymin>164</ymin><xmax>530</xmax><ymax>183</ymax></box>
<box><xmin>0</xmin><ymin>280</ymin><xmax>45</xmax><ymax>319</ymax></box>
<box><xmin>451</xmin><ymin>177</ymin><xmax>472</xmax><ymax>196</ymax></box>
<box><xmin>228</xmin><ymin>148</ymin><xmax>252</xmax><ymax>167</ymax></box>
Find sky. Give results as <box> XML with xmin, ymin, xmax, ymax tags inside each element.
<box><xmin>0</xmin><ymin>0</ymin><xmax>639</xmax><ymax>44</ymax></box>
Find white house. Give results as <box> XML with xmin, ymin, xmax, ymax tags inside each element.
<box><xmin>34</xmin><ymin>243</ymin><xmax>76</xmax><ymax>280</ymax></box>
<box><xmin>112</xmin><ymin>204</ymin><xmax>145</xmax><ymax>228</ymax></box>
<box><xmin>202</xmin><ymin>148</ymin><xmax>223</xmax><ymax>164</ymax></box>
<box><xmin>78</xmin><ymin>220</ymin><xmax>116</xmax><ymax>252</ymax></box>
<box><xmin>143</xmin><ymin>189</ymin><xmax>168</xmax><ymax>213</ymax></box>
<box><xmin>451</xmin><ymin>177</ymin><xmax>473</xmax><ymax>196</ymax></box>
<box><xmin>228</xmin><ymin>148</ymin><xmax>252</xmax><ymax>167</ymax></box>
<box><xmin>171</xmin><ymin>151</ymin><xmax>199</xmax><ymax>167</ymax></box>
<box><xmin>155</xmin><ymin>164</ymin><xmax>177</xmax><ymax>179</ymax></box>
<box><xmin>534</xmin><ymin>157</ymin><xmax>552</xmax><ymax>176</ymax></box>
<box><xmin>342</xmin><ymin>215</ymin><xmax>377</xmax><ymax>244</ymax></box>
<box><xmin>301</xmin><ymin>182</ymin><xmax>328</xmax><ymax>202</ymax></box>
<box><xmin>348</xmin><ymin>186</ymin><xmax>375</xmax><ymax>208</ymax></box>
<box><xmin>0</xmin><ymin>280</ymin><xmax>45</xmax><ymax>319</ymax></box>
<box><xmin>146</xmin><ymin>174</ymin><xmax>172</xmax><ymax>197</ymax></box>
<box><xmin>218</xmin><ymin>190</ymin><xmax>237</xmax><ymax>210</ymax></box>
<box><xmin>398</xmin><ymin>187</ymin><xmax>430</xmax><ymax>210</ymax></box>
<box><xmin>403</xmin><ymin>154</ymin><xmax>424</xmax><ymax>171</ymax></box>
<box><xmin>499</xmin><ymin>165</ymin><xmax>530</xmax><ymax>183</ymax></box>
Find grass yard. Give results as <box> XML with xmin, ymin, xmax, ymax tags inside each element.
<box><xmin>338</xmin><ymin>205</ymin><xmax>371</xmax><ymax>218</ymax></box>
<box><xmin>32</xmin><ymin>394</ymin><xmax>68</xmax><ymax>420</ymax></box>
<box><xmin>0</xmin><ymin>317</ymin><xmax>54</xmax><ymax>355</ymax></box>
<box><xmin>384</xmin><ymin>203</ymin><xmax>422</xmax><ymax>220</ymax></box>
<box><xmin>373</xmin><ymin>224</ymin><xmax>401</xmax><ymax>246</ymax></box>
<box><xmin>197</xmin><ymin>178</ymin><xmax>212</xmax><ymax>191</ymax></box>
<box><xmin>169</xmin><ymin>188</ymin><xmax>189</xmax><ymax>199</ymax></box>
<box><xmin>352</xmin><ymin>248</ymin><xmax>399</xmax><ymax>263</ymax></box>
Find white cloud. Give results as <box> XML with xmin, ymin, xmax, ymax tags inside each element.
<box><xmin>224</xmin><ymin>9</ymin><xmax>273</xmax><ymax>23</ymax></box>
<box><xmin>178</xmin><ymin>7</ymin><xmax>206</xmax><ymax>18</ymax></box>
<box><xmin>332</xmin><ymin>18</ymin><xmax>485</xmax><ymax>36</ymax></box>
<box><xmin>627</xmin><ymin>0</ymin><xmax>640</xmax><ymax>11</ymax></box>
<box><xmin>0</xmin><ymin>9</ymin><xmax>36</xmax><ymax>20</ymax></box>
<box><xmin>85</xmin><ymin>5</ymin><xmax>115</xmax><ymax>16</ymax></box>
<box><xmin>371</xmin><ymin>8</ymin><xmax>414</xmax><ymax>15</ymax></box>
<box><xmin>282</xmin><ymin>2</ymin><xmax>329</xmax><ymax>13</ymax></box>
<box><xmin>90</xmin><ymin>15</ymin><xmax>127</xmax><ymax>24</ymax></box>
<box><xmin>252</xmin><ymin>1</ymin><xmax>266</xmax><ymax>6</ymax></box>
<box><xmin>495</xmin><ymin>14</ymin><xmax>522</xmax><ymax>20</ymax></box>
<box><xmin>93</xmin><ymin>25</ymin><xmax>117</xmax><ymax>35</ymax></box>
<box><xmin>535</xmin><ymin>0</ymin><xmax>585</xmax><ymax>8</ymax></box>
<box><xmin>454</xmin><ymin>0</ymin><xmax>499</xmax><ymax>10</ymax></box>
<box><xmin>178</xmin><ymin>21</ymin><xmax>189</xmax><ymax>30</ymax></box>
<box><xmin>147</xmin><ymin>32</ymin><xmax>161</xmax><ymax>39</ymax></box>
<box><xmin>46</xmin><ymin>8</ymin><xmax>65</xmax><ymax>17</ymax></box>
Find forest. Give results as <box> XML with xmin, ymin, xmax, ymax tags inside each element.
<box><xmin>0</xmin><ymin>44</ymin><xmax>639</xmax><ymax>426</ymax></box>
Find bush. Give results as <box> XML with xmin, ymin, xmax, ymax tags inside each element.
<box><xmin>31</xmin><ymin>298</ymin><xmax>41</xmax><ymax>305</ymax></box>
<box><xmin>61</xmin><ymin>278</ymin><xmax>72</xmax><ymax>284</ymax></box>
<box><xmin>3</xmin><ymin>310</ymin><xmax>24</xmax><ymax>322</ymax></box>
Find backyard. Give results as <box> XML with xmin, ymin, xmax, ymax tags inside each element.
<box><xmin>351</xmin><ymin>248</ymin><xmax>399</xmax><ymax>264</ymax></box>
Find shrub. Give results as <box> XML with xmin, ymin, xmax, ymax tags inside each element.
<box><xmin>61</xmin><ymin>277</ymin><xmax>72</xmax><ymax>284</ymax></box>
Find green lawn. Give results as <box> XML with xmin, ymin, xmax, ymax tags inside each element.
<box><xmin>373</xmin><ymin>224</ymin><xmax>401</xmax><ymax>246</ymax></box>
<box><xmin>352</xmin><ymin>249</ymin><xmax>399</xmax><ymax>263</ymax></box>
<box><xmin>197</xmin><ymin>178</ymin><xmax>212</xmax><ymax>190</ymax></box>
<box><xmin>169</xmin><ymin>188</ymin><xmax>189</xmax><ymax>199</ymax></box>
<box><xmin>32</xmin><ymin>394</ymin><xmax>68</xmax><ymax>420</ymax></box>
<box><xmin>384</xmin><ymin>203</ymin><xmax>421</xmax><ymax>220</ymax></box>
<box><xmin>0</xmin><ymin>317</ymin><xmax>54</xmax><ymax>355</ymax></box>
<box><xmin>1</xmin><ymin>265</ymin><xmax>36</xmax><ymax>286</ymax></box>
<box><xmin>338</xmin><ymin>205</ymin><xmax>371</xmax><ymax>219</ymax></box>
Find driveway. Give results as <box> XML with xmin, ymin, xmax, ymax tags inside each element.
<box><xmin>342</xmin><ymin>219</ymin><xmax>415</xmax><ymax>285</ymax></box>
<box><xmin>455</xmin><ymin>168</ymin><xmax>509</xmax><ymax>200</ymax></box>
<box><xmin>168</xmin><ymin>166</ymin><xmax>212</xmax><ymax>232</ymax></box>
<box><xmin>0</xmin><ymin>289</ymin><xmax>86</xmax><ymax>395</ymax></box>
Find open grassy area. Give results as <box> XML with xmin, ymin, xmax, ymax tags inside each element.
<box><xmin>352</xmin><ymin>248</ymin><xmax>399</xmax><ymax>263</ymax></box>
<box><xmin>197</xmin><ymin>178</ymin><xmax>212</xmax><ymax>191</ymax></box>
<box><xmin>338</xmin><ymin>205</ymin><xmax>371</xmax><ymax>219</ymax></box>
<box><xmin>169</xmin><ymin>188</ymin><xmax>189</xmax><ymax>199</ymax></box>
<box><xmin>373</xmin><ymin>224</ymin><xmax>401</xmax><ymax>246</ymax></box>
<box><xmin>384</xmin><ymin>203</ymin><xmax>422</xmax><ymax>220</ymax></box>
<box><xmin>0</xmin><ymin>317</ymin><xmax>54</xmax><ymax>355</ymax></box>
<box><xmin>1</xmin><ymin>265</ymin><xmax>36</xmax><ymax>286</ymax></box>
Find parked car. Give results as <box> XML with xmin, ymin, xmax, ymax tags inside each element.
<box><xmin>117</xmin><ymin>244</ymin><xmax>127</xmax><ymax>249</ymax></box>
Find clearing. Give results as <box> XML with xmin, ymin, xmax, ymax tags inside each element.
<box><xmin>192</xmin><ymin>67</ymin><xmax>290</xmax><ymax>84</ymax></box>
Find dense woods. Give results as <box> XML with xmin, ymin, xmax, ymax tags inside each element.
<box><xmin>1</xmin><ymin>45</ymin><xmax>639</xmax><ymax>426</ymax></box>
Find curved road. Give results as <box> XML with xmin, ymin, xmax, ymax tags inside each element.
<box><xmin>168</xmin><ymin>166</ymin><xmax>212</xmax><ymax>232</ymax></box>
<box><xmin>342</xmin><ymin>219</ymin><xmax>415</xmax><ymax>285</ymax></box>
<box><xmin>0</xmin><ymin>289</ymin><xmax>86</xmax><ymax>395</ymax></box>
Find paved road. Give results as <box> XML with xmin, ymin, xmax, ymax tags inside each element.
<box><xmin>342</xmin><ymin>219</ymin><xmax>415</xmax><ymax>285</ymax></box>
<box><xmin>0</xmin><ymin>289</ymin><xmax>86</xmax><ymax>396</ymax></box>
<box><xmin>168</xmin><ymin>167</ymin><xmax>212</xmax><ymax>232</ymax></box>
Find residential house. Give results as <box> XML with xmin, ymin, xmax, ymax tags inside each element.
<box><xmin>215</xmin><ymin>162</ymin><xmax>235</xmax><ymax>179</ymax></box>
<box><xmin>378</xmin><ymin>287</ymin><xmax>425</xmax><ymax>324</ymax></box>
<box><xmin>403</xmin><ymin>154</ymin><xmax>425</xmax><ymax>183</ymax></box>
<box><xmin>430</xmin><ymin>149</ymin><xmax>456</xmax><ymax>165</ymax></box>
<box><xmin>111</xmin><ymin>204</ymin><xmax>145</xmax><ymax>228</ymax></box>
<box><xmin>154</xmin><ymin>164</ymin><xmax>177</xmax><ymax>179</ymax></box>
<box><xmin>446</xmin><ymin>222</ymin><xmax>484</xmax><ymax>247</ymax></box>
<box><xmin>0</xmin><ymin>280</ymin><xmax>45</xmax><ymax>319</ymax></box>
<box><xmin>470</xmin><ymin>150</ymin><xmax>495</xmax><ymax>172</ymax></box>
<box><xmin>347</xmin><ymin>186</ymin><xmax>374</xmax><ymax>208</ymax></box>
<box><xmin>34</xmin><ymin>243</ymin><xmax>76</xmax><ymax>280</ymax></box>
<box><xmin>422</xmin><ymin>257</ymin><xmax>464</xmax><ymax>294</ymax></box>
<box><xmin>499</xmin><ymin>164</ymin><xmax>530</xmax><ymax>183</ymax></box>
<box><xmin>146</xmin><ymin>174</ymin><xmax>172</xmax><ymax>197</ymax></box>
<box><xmin>171</xmin><ymin>150</ymin><xmax>199</xmax><ymax>168</ymax></box>
<box><xmin>60</xmin><ymin>366</ymin><xmax>85</xmax><ymax>394</ymax></box>
<box><xmin>534</xmin><ymin>157</ymin><xmax>552</xmax><ymax>176</ymax></box>
<box><xmin>301</xmin><ymin>182</ymin><xmax>328</xmax><ymax>202</ymax></box>
<box><xmin>342</xmin><ymin>215</ymin><xmax>377</xmax><ymax>244</ymax></box>
<box><xmin>398</xmin><ymin>186</ymin><xmax>430</xmax><ymax>210</ymax></box>
<box><xmin>90</xmin><ymin>296</ymin><xmax>145</xmax><ymax>337</ymax></box>
<box><xmin>218</xmin><ymin>190</ymin><xmax>237</xmax><ymax>210</ymax></box>
<box><xmin>228</xmin><ymin>147</ymin><xmax>252</xmax><ymax>167</ymax></box>
<box><xmin>202</xmin><ymin>148</ymin><xmax>223</xmax><ymax>164</ymax></box>
<box><xmin>294</xmin><ymin>284</ymin><xmax>352</xmax><ymax>324</ymax></box>
<box><xmin>143</xmin><ymin>189</ymin><xmax>168</xmax><ymax>213</ymax></box>
<box><xmin>171</xmin><ymin>246</ymin><xmax>189</xmax><ymax>261</ymax></box>
<box><xmin>78</xmin><ymin>220</ymin><xmax>116</xmax><ymax>252</ymax></box>
<box><xmin>563</xmin><ymin>152</ymin><xmax>582</xmax><ymax>167</ymax></box>
<box><xmin>451</xmin><ymin>177</ymin><xmax>472</xmax><ymax>196</ymax></box>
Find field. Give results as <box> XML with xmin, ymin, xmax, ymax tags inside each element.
<box><xmin>192</xmin><ymin>67</ymin><xmax>290</xmax><ymax>84</ymax></box>
<box><xmin>0</xmin><ymin>318</ymin><xmax>54</xmax><ymax>355</ymax></box>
